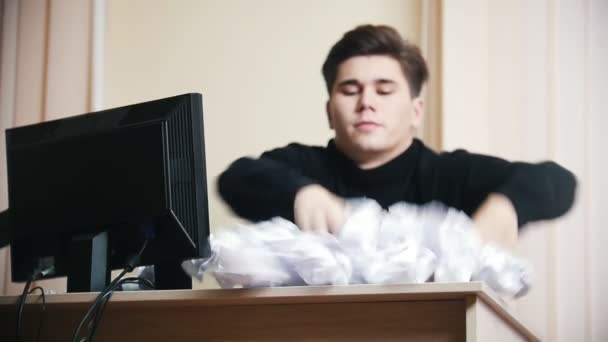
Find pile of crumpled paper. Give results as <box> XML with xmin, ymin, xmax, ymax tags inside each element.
<box><xmin>182</xmin><ymin>199</ymin><xmax>531</xmax><ymax>297</ymax></box>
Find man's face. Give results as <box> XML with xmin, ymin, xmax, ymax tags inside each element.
<box><xmin>326</xmin><ymin>55</ymin><xmax>423</xmax><ymax>164</ymax></box>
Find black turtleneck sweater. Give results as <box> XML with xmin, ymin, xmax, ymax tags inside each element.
<box><xmin>218</xmin><ymin>139</ymin><xmax>577</xmax><ymax>228</ymax></box>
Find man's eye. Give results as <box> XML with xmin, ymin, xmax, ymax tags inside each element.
<box><xmin>340</xmin><ymin>86</ymin><xmax>360</xmax><ymax>95</ymax></box>
<box><xmin>377</xmin><ymin>87</ymin><xmax>395</xmax><ymax>95</ymax></box>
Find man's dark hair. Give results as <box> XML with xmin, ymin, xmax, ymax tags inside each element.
<box><xmin>322</xmin><ymin>25</ymin><xmax>429</xmax><ymax>98</ymax></box>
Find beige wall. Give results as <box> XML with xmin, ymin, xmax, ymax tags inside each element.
<box><xmin>104</xmin><ymin>0</ymin><xmax>425</xmax><ymax>230</ymax></box>
<box><xmin>442</xmin><ymin>0</ymin><xmax>608</xmax><ymax>341</ymax></box>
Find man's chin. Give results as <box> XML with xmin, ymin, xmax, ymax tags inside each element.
<box><xmin>352</xmin><ymin>142</ymin><xmax>390</xmax><ymax>154</ymax></box>
<box><xmin>350</xmin><ymin>138</ymin><xmax>412</xmax><ymax>157</ymax></box>
<box><xmin>336</xmin><ymin>137</ymin><xmax>392</xmax><ymax>155</ymax></box>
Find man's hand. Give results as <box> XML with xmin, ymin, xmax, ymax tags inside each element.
<box><xmin>294</xmin><ymin>184</ymin><xmax>347</xmax><ymax>234</ymax></box>
<box><xmin>472</xmin><ymin>193</ymin><xmax>519</xmax><ymax>250</ymax></box>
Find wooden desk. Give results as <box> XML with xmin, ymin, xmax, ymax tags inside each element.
<box><xmin>0</xmin><ymin>281</ymin><xmax>538</xmax><ymax>341</ymax></box>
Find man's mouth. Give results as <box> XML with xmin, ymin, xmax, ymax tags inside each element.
<box><xmin>354</xmin><ymin>121</ymin><xmax>381</xmax><ymax>130</ymax></box>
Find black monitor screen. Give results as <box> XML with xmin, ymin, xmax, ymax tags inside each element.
<box><xmin>4</xmin><ymin>93</ymin><xmax>210</xmax><ymax>291</ymax></box>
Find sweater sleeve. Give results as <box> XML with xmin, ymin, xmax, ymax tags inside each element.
<box><xmin>217</xmin><ymin>144</ymin><xmax>319</xmax><ymax>222</ymax></box>
<box><xmin>438</xmin><ymin>150</ymin><xmax>577</xmax><ymax>228</ymax></box>
<box><xmin>494</xmin><ymin>161</ymin><xmax>577</xmax><ymax>226</ymax></box>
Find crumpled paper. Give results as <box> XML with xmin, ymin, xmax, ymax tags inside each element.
<box><xmin>182</xmin><ymin>199</ymin><xmax>531</xmax><ymax>297</ymax></box>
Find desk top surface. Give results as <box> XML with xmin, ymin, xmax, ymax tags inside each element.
<box><xmin>2</xmin><ymin>280</ymin><xmax>491</xmax><ymax>305</ymax></box>
<box><xmin>0</xmin><ymin>281</ymin><xmax>536</xmax><ymax>339</ymax></box>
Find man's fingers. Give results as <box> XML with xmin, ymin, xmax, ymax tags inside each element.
<box><xmin>295</xmin><ymin>208</ymin><xmax>311</xmax><ymax>232</ymax></box>
<box><xmin>312</xmin><ymin>212</ymin><xmax>329</xmax><ymax>234</ymax></box>
<box><xmin>327</xmin><ymin>200</ymin><xmax>347</xmax><ymax>234</ymax></box>
<box><xmin>298</xmin><ymin>209</ymin><xmax>345</xmax><ymax>235</ymax></box>
<box><xmin>296</xmin><ymin>210</ymin><xmax>328</xmax><ymax>234</ymax></box>
<box><xmin>327</xmin><ymin>214</ymin><xmax>343</xmax><ymax>235</ymax></box>
<box><xmin>293</xmin><ymin>184</ymin><xmax>346</xmax><ymax>235</ymax></box>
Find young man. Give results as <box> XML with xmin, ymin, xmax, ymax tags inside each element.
<box><xmin>218</xmin><ymin>25</ymin><xmax>576</xmax><ymax>248</ymax></box>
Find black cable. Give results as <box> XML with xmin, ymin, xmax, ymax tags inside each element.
<box><xmin>15</xmin><ymin>265</ymin><xmax>52</xmax><ymax>342</ymax></box>
<box><xmin>87</xmin><ymin>290</ymin><xmax>113</xmax><ymax>342</ymax></box>
<box><xmin>87</xmin><ymin>277</ymin><xmax>155</xmax><ymax>341</ymax></box>
<box><xmin>86</xmin><ymin>276</ymin><xmax>156</xmax><ymax>342</ymax></box>
<box><xmin>71</xmin><ymin>269</ymin><xmax>128</xmax><ymax>342</ymax></box>
<box><xmin>72</xmin><ymin>239</ymin><xmax>149</xmax><ymax>342</ymax></box>
<box><xmin>89</xmin><ymin>276</ymin><xmax>156</xmax><ymax>342</ymax></box>
<box><xmin>118</xmin><ymin>277</ymin><xmax>156</xmax><ymax>290</ymax></box>
<box><xmin>27</xmin><ymin>286</ymin><xmax>47</xmax><ymax>342</ymax></box>
<box><xmin>15</xmin><ymin>278</ymin><xmax>33</xmax><ymax>342</ymax></box>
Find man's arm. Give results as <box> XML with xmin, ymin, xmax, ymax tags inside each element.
<box><xmin>436</xmin><ymin>151</ymin><xmax>577</xmax><ymax>247</ymax></box>
<box><xmin>219</xmin><ymin>144</ymin><xmax>349</xmax><ymax>232</ymax></box>
<box><xmin>494</xmin><ymin>161</ymin><xmax>577</xmax><ymax>227</ymax></box>
<box><xmin>217</xmin><ymin>144</ymin><xmax>319</xmax><ymax>222</ymax></box>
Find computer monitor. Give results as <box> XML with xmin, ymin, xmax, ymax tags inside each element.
<box><xmin>4</xmin><ymin>93</ymin><xmax>210</xmax><ymax>292</ymax></box>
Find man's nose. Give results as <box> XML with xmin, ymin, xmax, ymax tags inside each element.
<box><xmin>357</xmin><ymin>87</ymin><xmax>377</xmax><ymax>113</ymax></box>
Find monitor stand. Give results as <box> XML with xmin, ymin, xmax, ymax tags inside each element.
<box><xmin>154</xmin><ymin>259</ymin><xmax>192</xmax><ymax>290</ymax></box>
<box><xmin>65</xmin><ymin>230</ymin><xmax>192</xmax><ymax>292</ymax></box>
<box><xmin>67</xmin><ymin>230</ymin><xmax>110</xmax><ymax>292</ymax></box>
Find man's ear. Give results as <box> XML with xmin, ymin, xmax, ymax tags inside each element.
<box><xmin>326</xmin><ymin>100</ymin><xmax>334</xmax><ymax>130</ymax></box>
<box><xmin>411</xmin><ymin>96</ymin><xmax>425</xmax><ymax>129</ymax></box>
